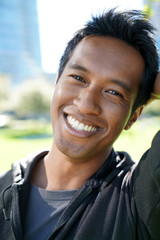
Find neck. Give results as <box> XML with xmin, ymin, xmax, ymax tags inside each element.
<box><xmin>31</xmin><ymin>142</ymin><xmax>111</xmax><ymax>191</ymax></box>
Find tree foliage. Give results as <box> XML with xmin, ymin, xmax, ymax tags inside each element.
<box><xmin>144</xmin><ymin>0</ymin><xmax>160</xmax><ymax>17</ymax></box>
<box><xmin>0</xmin><ymin>73</ymin><xmax>11</xmax><ymax>111</ymax></box>
<box><xmin>13</xmin><ymin>78</ymin><xmax>53</xmax><ymax>119</ymax></box>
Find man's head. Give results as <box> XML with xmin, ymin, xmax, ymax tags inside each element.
<box><xmin>58</xmin><ymin>9</ymin><xmax>159</xmax><ymax>114</ymax></box>
<box><xmin>51</xmin><ymin>35</ymin><xmax>144</xmax><ymax>161</ymax></box>
<box><xmin>50</xmin><ymin>9</ymin><xmax>158</xmax><ymax>162</ymax></box>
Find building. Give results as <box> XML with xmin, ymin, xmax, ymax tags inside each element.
<box><xmin>143</xmin><ymin>0</ymin><xmax>160</xmax><ymax>65</ymax></box>
<box><xmin>150</xmin><ymin>1</ymin><xmax>160</xmax><ymax>63</ymax></box>
<box><xmin>0</xmin><ymin>0</ymin><xmax>42</xmax><ymax>85</ymax></box>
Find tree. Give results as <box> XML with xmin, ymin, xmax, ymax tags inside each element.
<box><xmin>0</xmin><ymin>73</ymin><xmax>11</xmax><ymax>112</ymax></box>
<box><xmin>144</xmin><ymin>0</ymin><xmax>160</xmax><ymax>17</ymax></box>
<box><xmin>13</xmin><ymin>77</ymin><xmax>53</xmax><ymax>119</ymax></box>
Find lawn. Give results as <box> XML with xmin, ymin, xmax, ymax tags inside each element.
<box><xmin>0</xmin><ymin>137</ymin><xmax>52</xmax><ymax>173</ymax></box>
<box><xmin>114</xmin><ymin>116</ymin><xmax>160</xmax><ymax>161</ymax></box>
<box><xmin>0</xmin><ymin>117</ymin><xmax>159</xmax><ymax>173</ymax></box>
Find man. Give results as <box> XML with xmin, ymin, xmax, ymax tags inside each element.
<box><xmin>0</xmin><ymin>9</ymin><xmax>160</xmax><ymax>240</ymax></box>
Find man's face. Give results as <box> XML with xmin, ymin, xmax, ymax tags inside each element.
<box><xmin>51</xmin><ymin>36</ymin><xmax>144</xmax><ymax>162</ymax></box>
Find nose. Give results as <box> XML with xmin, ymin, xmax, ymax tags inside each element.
<box><xmin>73</xmin><ymin>87</ymin><xmax>101</xmax><ymax>115</ymax></box>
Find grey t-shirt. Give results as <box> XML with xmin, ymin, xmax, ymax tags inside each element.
<box><xmin>23</xmin><ymin>184</ymin><xmax>78</xmax><ymax>240</ymax></box>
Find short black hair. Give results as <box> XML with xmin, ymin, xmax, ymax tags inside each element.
<box><xmin>58</xmin><ymin>9</ymin><xmax>159</xmax><ymax>114</ymax></box>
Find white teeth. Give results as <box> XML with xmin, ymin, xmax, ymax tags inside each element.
<box><xmin>88</xmin><ymin>126</ymin><xmax>92</xmax><ymax>132</ymax></box>
<box><xmin>73</xmin><ymin>120</ymin><xmax>79</xmax><ymax>129</ymax></box>
<box><xmin>70</xmin><ymin>118</ymin><xmax>75</xmax><ymax>125</ymax></box>
<box><xmin>66</xmin><ymin>115</ymin><xmax>97</xmax><ymax>132</ymax></box>
<box><xmin>84</xmin><ymin>125</ymin><xmax>89</xmax><ymax>131</ymax></box>
<box><xmin>79</xmin><ymin>123</ymin><xmax>84</xmax><ymax>131</ymax></box>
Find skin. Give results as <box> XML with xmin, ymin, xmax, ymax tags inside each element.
<box><xmin>147</xmin><ymin>72</ymin><xmax>160</xmax><ymax>104</ymax></box>
<box><xmin>32</xmin><ymin>36</ymin><xmax>145</xmax><ymax>190</ymax></box>
<box><xmin>151</xmin><ymin>72</ymin><xmax>160</xmax><ymax>99</ymax></box>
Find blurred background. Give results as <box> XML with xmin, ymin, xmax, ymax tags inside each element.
<box><xmin>0</xmin><ymin>0</ymin><xmax>160</xmax><ymax>172</ymax></box>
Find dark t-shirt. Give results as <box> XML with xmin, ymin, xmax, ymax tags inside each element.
<box><xmin>23</xmin><ymin>184</ymin><xmax>78</xmax><ymax>240</ymax></box>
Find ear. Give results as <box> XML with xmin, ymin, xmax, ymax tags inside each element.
<box><xmin>124</xmin><ymin>106</ymin><xmax>143</xmax><ymax>130</ymax></box>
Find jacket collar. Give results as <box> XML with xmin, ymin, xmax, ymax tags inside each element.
<box><xmin>11</xmin><ymin>149</ymin><xmax>134</xmax><ymax>186</ymax></box>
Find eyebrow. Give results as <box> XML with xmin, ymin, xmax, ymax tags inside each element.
<box><xmin>110</xmin><ymin>79</ymin><xmax>131</xmax><ymax>94</ymax></box>
<box><xmin>68</xmin><ymin>63</ymin><xmax>90</xmax><ymax>73</ymax></box>
<box><xmin>68</xmin><ymin>63</ymin><xmax>131</xmax><ymax>93</ymax></box>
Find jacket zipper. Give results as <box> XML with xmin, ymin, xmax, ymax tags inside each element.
<box><xmin>47</xmin><ymin>185</ymin><xmax>94</xmax><ymax>240</ymax></box>
<box><xmin>47</xmin><ymin>166</ymin><xmax>124</xmax><ymax>239</ymax></box>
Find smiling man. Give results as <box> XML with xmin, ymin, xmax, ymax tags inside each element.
<box><xmin>0</xmin><ymin>9</ymin><xmax>160</xmax><ymax>240</ymax></box>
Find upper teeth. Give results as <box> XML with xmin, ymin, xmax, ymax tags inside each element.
<box><xmin>67</xmin><ymin>115</ymin><xmax>97</xmax><ymax>132</ymax></box>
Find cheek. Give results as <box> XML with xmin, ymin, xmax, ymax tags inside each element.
<box><xmin>50</xmin><ymin>92</ymin><xmax>60</xmax><ymax>125</ymax></box>
<box><xmin>53</xmin><ymin>83</ymin><xmax>76</xmax><ymax>105</ymax></box>
<box><xmin>50</xmin><ymin>84</ymin><xmax>73</xmax><ymax>123</ymax></box>
<box><xmin>51</xmin><ymin>86</ymin><xmax>64</xmax><ymax>112</ymax></box>
<box><xmin>106</xmin><ymin>104</ymin><xmax>131</xmax><ymax>131</ymax></box>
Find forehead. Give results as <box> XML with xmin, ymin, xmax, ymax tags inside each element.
<box><xmin>66</xmin><ymin>36</ymin><xmax>145</xmax><ymax>82</ymax></box>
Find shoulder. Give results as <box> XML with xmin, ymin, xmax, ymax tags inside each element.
<box><xmin>136</xmin><ymin>130</ymin><xmax>160</xmax><ymax>170</ymax></box>
<box><xmin>0</xmin><ymin>170</ymin><xmax>13</xmax><ymax>192</ymax></box>
<box><xmin>0</xmin><ymin>150</ymin><xmax>49</xmax><ymax>191</ymax></box>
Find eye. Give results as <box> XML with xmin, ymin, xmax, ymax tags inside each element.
<box><xmin>71</xmin><ymin>75</ymin><xmax>86</xmax><ymax>83</ymax></box>
<box><xmin>108</xmin><ymin>90</ymin><xmax>123</xmax><ymax>98</ymax></box>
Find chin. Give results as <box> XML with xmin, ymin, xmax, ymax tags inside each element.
<box><xmin>54</xmin><ymin>138</ymin><xmax>93</xmax><ymax>162</ymax></box>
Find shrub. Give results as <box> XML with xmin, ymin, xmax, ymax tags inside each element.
<box><xmin>13</xmin><ymin>77</ymin><xmax>53</xmax><ymax>119</ymax></box>
<box><xmin>143</xmin><ymin>100</ymin><xmax>159</xmax><ymax>117</ymax></box>
<box><xmin>0</xmin><ymin>73</ymin><xmax>11</xmax><ymax>111</ymax></box>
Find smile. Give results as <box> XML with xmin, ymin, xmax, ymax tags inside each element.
<box><xmin>66</xmin><ymin>115</ymin><xmax>98</xmax><ymax>132</ymax></box>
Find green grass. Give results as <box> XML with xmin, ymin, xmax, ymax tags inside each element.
<box><xmin>0</xmin><ymin>137</ymin><xmax>52</xmax><ymax>173</ymax></box>
<box><xmin>114</xmin><ymin>116</ymin><xmax>160</xmax><ymax>161</ymax></box>
<box><xmin>0</xmin><ymin>117</ymin><xmax>159</xmax><ymax>173</ymax></box>
<box><xmin>0</xmin><ymin>119</ymin><xmax>53</xmax><ymax>173</ymax></box>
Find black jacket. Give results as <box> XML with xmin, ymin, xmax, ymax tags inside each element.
<box><xmin>0</xmin><ymin>131</ymin><xmax>160</xmax><ymax>240</ymax></box>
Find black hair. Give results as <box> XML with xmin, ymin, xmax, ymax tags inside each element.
<box><xmin>58</xmin><ymin>9</ymin><xmax>159</xmax><ymax>113</ymax></box>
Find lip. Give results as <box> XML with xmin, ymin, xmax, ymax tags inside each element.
<box><xmin>63</xmin><ymin>113</ymin><xmax>103</xmax><ymax>138</ymax></box>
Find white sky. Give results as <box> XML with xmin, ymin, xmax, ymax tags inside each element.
<box><xmin>37</xmin><ymin>0</ymin><xmax>143</xmax><ymax>73</ymax></box>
